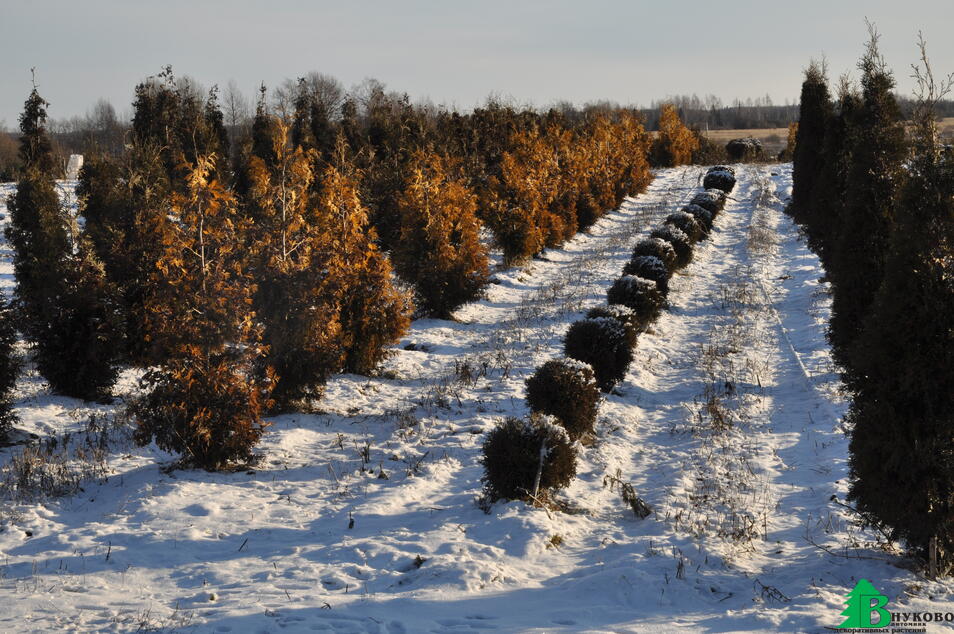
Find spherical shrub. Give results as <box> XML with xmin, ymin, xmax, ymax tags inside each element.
<box><xmin>525</xmin><ymin>358</ymin><xmax>601</xmax><ymax>441</ymax></box>
<box><xmin>623</xmin><ymin>255</ymin><xmax>670</xmax><ymax>295</ymax></box>
<box><xmin>682</xmin><ymin>203</ymin><xmax>713</xmax><ymax>233</ymax></box>
<box><xmin>703</xmin><ymin>168</ymin><xmax>736</xmax><ymax>193</ymax></box>
<box><xmin>690</xmin><ymin>189</ymin><xmax>727</xmax><ymax>216</ymax></box>
<box><xmin>632</xmin><ymin>237</ymin><xmax>676</xmax><ymax>271</ymax></box>
<box><xmin>707</xmin><ymin>165</ymin><xmax>736</xmax><ymax>177</ymax></box>
<box><xmin>586</xmin><ymin>304</ymin><xmax>640</xmax><ymax>347</ymax></box>
<box><xmin>650</xmin><ymin>225</ymin><xmax>692</xmax><ymax>269</ymax></box>
<box><xmin>665</xmin><ymin>211</ymin><xmax>704</xmax><ymax>243</ymax></box>
<box><xmin>607</xmin><ymin>275</ymin><xmax>665</xmax><ymax>328</ymax></box>
<box><xmin>564</xmin><ymin>317</ymin><xmax>632</xmax><ymax>392</ymax></box>
<box><xmin>481</xmin><ymin>415</ymin><xmax>577</xmax><ymax>502</ymax></box>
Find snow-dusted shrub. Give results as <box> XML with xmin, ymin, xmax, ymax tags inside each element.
<box><xmin>665</xmin><ymin>211</ymin><xmax>705</xmax><ymax>243</ymax></box>
<box><xmin>650</xmin><ymin>225</ymin><xmax>692</xmax><ymax>269</ymax></box>
<box><xmin>703</xmin><ymin>168</ymin><xmax>736</xmax><ymax>193</ymax></box>
<box><xmin>726</xmin><ymin>137</ymin><xmax>763</xmax><ymax>162</ymax></box>
<box><xmin>607</xmin><ymin>275</ymin><xmax>664</xmax><ymax>327</ymax></box>
<box><xmin>707</xmin><ymin>165</ymin><xmax>736</xmax><ymax>177</ymax></box>
<box><xmin>623</xmin><ymin>255</ymin><xmax>670</xmax><ymax>295</ymax></box>
<box><xmin>481</xmin><ymin>415</ymin><xmax>577</xmax><ymax>502</ymax></box>
<box><xmin>586</xmin><ymin>304</ymin><xmax>640</xmax><ymax>347</ymax></box>
<box><xmin>632</xmin><ymin>237</ymin><xmax>677</xmax><ymax>271</ymax></box>
<box><xmin>682</xmin><ymin>203</ymin><xmax>713</xmax><ymax>232</ymax></box>
<box><xmin>690</xmin><ymin>189</ymin><xmax>727</xmax><ymax>216</ymax></box>
<box><xmin>563</xmin><ymin>317</ymin><xmax>632</xmax><ymax>391</ymax></box>
<box><xmin>525</xmin><ymin>358</ymin><xmax>601</xmax><ymax>441</ymax></box>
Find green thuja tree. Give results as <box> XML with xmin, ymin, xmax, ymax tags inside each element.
<box><xmin>806</xmin><ymin>78</ymin><xmax>860</xmax><ymax>267</ymax></box>
<box><xmin>6</xmin><ymin>88</ymin><xmax>121</xmax><ymax>399</ymax></box>
<box><xmin>791</xmin><ymin>60</ymin><xmax>833</xmax><ymax>219</ymax></box>
<box><xmin>846</xmin><ymin>44</ymin><xmax>954</xmax><ymax>573</ymax></box>
<box><xmin>0</xmin><ymin>293</ymin><xmax>20</xmax><ymax>443</ymax></box>
<box><xmin>827</xmin><ymin>26</ymin><xmax>907</xmax><ymax>384</ymax></box>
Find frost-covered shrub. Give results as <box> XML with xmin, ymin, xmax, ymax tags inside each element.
<box><xmin>586</xmin><ymin>304</ymin><xmax>640</xmax><ymax>347</ymax></box>
<box><xmin>707</xmin><ymin>165</ymin><xmax>736</xmax><ymax>177</ymax></box>
<box><xmin>726</xmin><ymin>137</ymin><xmax>763</xmax><ymax>162</ymax></box>
<box><xmin>623</xmin><ymin>255</ymin><xmax>670</xmax><ymax>295</ymax></box>
<box><xmin>650</xmin><ymin>225</ymin><xmax>692</xmax><ymax>269</ymax></box>
<box><xmin>682</xmin><ymin>203</ymin><xmax>713</xmax><ymax>232</ymax></box>
<box><xmin>703</xmin><ymin>168</ymin><xmax>736</xmax><ymax>193</ymax></box>
<box><xmin>607</xmin><ymin>275</ymin><xmax>665</xmax><ymax>328</ymax></box>
<box><xmin>690</xmin><ymin>189</ymin><xmax>727</xmax><ymax>216</ymax></box>
<box><xmin>632</xmin><ymin>237</ymin><xmax>677</xmax><ymax>271</ymax></box>
<box><xmin>525</xmin><ymin>358</ymin><xmax>601</xmax><ymax>441</ymax></box>
<box><xmin>665</xmin><ymin>211</ymin><xmax>705</xmax><ymax>243</ymax></box>
<box><xmin>481</xmin><ymin>415</ymin><xmax>577</xmax><ymax>502</ymax></box>
<box><xmin>564</xmin><ymin>317</ymin><xmax>632</xmax><ymax>392</ymax></box>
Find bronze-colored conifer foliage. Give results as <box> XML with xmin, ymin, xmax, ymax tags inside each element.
<box><xmin>245</xmin><ymin>118</ymin><xmax>345</xmax><ymax>408</ymax></box>
<box><xmin>315</xmin><ymin>164</ymin><xmax>412</xmax><ymax>374</ymax></box>
<box><xmin>394</xmin><ymin>149</ymin><xmax>489</xmax><ymax>318</ymax></box>
<box><xmin>650</xmin><ymin>104</ymin><xmax>699</xmax><ymax>167</ymax></box>
<box><xmin>132</xmin><ymin>156</ymin><xmax>270</xmax><ymax>470</ymax></box>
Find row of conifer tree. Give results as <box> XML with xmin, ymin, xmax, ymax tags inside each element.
<box><xmin>481</xmin><ymin>166</ymin><xmax>734</xmax><ymax>504</ymax></box>
<box><xmin>0</xmin><ymin>69</ymin><xmax>698</xmax><ymax>468</ymax></box>
<box><xmin>790</xmin><ymin>29</ymin><xmax>954</xmax><ymax>575</ymax></box>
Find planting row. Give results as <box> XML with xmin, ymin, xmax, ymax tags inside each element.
<box><xmin>480</xmin><ymin>166</ymin><xmax>737</xmax><ymax>506</ymax></box>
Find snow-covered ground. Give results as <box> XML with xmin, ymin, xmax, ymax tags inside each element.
<box><xmin>1</xmin><ymin>166</ymin><xmax>952</xmax><ymax>633</ymax></box>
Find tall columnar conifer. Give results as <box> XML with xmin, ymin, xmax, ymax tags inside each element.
<box><xmin>827</xmin><ymin>29</ymin><xmax>907</xmax><ymax>383</ymax></box>
<box><xmin>133</xmin><ymin>156</ymin><xmax>270</xmax><ymax>470</ymax></box>
<box><xmin>393</xmin><ymin>149</ymin><xmax>489</xmax><ymax>318</ymax></box>
<box><xmin>0</xmin><ymin>293</ymin><xmax>20</xmax><ymax>442</ymax></box>
<box><xmin>791</xmin><ymin>61</ymin><xmax>833</xmax><ymax>216</ymax></box>
<box><xmin>245</xmin><ymin>118</ymin><xmax>345</xmax><ymax>409</ymax></box>
<box><xmin>650</xmin><ymin>104</ymin><xmax>699</xmax><ymax>167</ymax></box>
<box><xmin>315</xmin><ymin>164</ymin><xmax>412</xmax><ymax>374</ymax></box>
<box><xmin>7</xmin><ymin>88</ymin><xmax>121</xmax><ymax>400</ymax></box>
<box><xmin>846</xmin><ymin>47</ymin><xmax>954</xmax><ymax>570</ymax></box>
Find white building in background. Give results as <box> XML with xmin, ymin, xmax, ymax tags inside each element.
<box><xmin>65</xmin><ymin>154</ymin><xmax>84</xmax><ymax>180</ymax></box>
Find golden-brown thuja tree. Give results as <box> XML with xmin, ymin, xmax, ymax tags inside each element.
<box><xmin>132</xmin><ymin>156</ymin><xmax>271</xmax><ymax>470</ymax></box>
<box><xmin>245</xmin><ymin>119</ymin><xmax>345</xmax><ymax>409</ymax></box>
<box><xmin>393</xmin><ymin>149</ymin><xmax>489</xmax><ymax>318</ymax></box>
<box><xmin>652</xmin><ymin>104</ymin><xmax>699</xmax><ymax>167</ymax></box>
<box><xmin>316</xmin><ymin>155</ymin><xmax>412</xmax><ymax>375</ymax></box>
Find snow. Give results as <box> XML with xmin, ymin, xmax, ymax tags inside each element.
<box><xmin>2</xmin><ymin>166</ymin><xmax>953</xmax><ymax>632</ymax></box>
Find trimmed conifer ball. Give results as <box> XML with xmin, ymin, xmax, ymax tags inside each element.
<box><xmin>481</xmin><ymin>415</ymin><xmax>577</xmax><ymax>502</ymax></box>
<box><xmin>707</xmin><ymin>165</ymin><xmax>736</xmax><ymax>177</ymax></box>
<box><xmin>682</xmin><ymin>203</ymin><xmax>713</xmax><ymax>233</ymax></box>
<box><xmin>607</xmin><ymin>274</ymin><xmax>665</xmax><ymax>327</ymax></box>
<box><xmin>632</xmin><ymin>237</ymin><xmax>677</xmax><ymax>271</ymax></box>
<box><xmin>690</xmin><ymin>189</ymin><xmax>727</xmax><ymax>216</ymax></box>
<box><xmin>586</xmin><ymin>304</ymin><xmax>640</xmax><ymax>347</ymax></box>
<box><xmin>563</xmin><ymin>317</ymin><xmax>632</xmax><ymax>392</ymax></box>
<box><xmin>650</xmin><ymin>225</ymin><xmax>692</xmax><ymax>269</ymax></box>
<box><xmin>623</xmin><ymin>255</ymin><xmax>670</xmax><ymax>295</ymax></box>
<box><xmin>525</xmin><ymin>358</ymin><xmax>601</xmax><ymax>441</ymax></box>
<box><xmin>703</xmin><ymin>168</ymin><xmax>736</xmax><ymax>193</ymax></box>
<box><xmin>665</xmin><ymin>211</ymin><xmax>705</xmax><ymax>243</ymax></box>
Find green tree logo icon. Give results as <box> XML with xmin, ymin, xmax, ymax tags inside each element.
<box><xmin>838</xmin><ymin>579</ymin><xmax>892</xmax><ymax>629</ymax></box>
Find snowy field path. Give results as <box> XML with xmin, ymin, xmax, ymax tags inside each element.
<box><xmin>1</xmin><ymin>166</ymin><xmax>952</xmax><ymax>633</ymax></box>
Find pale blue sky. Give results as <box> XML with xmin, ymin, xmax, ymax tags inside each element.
<box><xmin>2</xmin><ymin>0</ymin><xmax>952</xmax><ymax>126</ymax></box>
